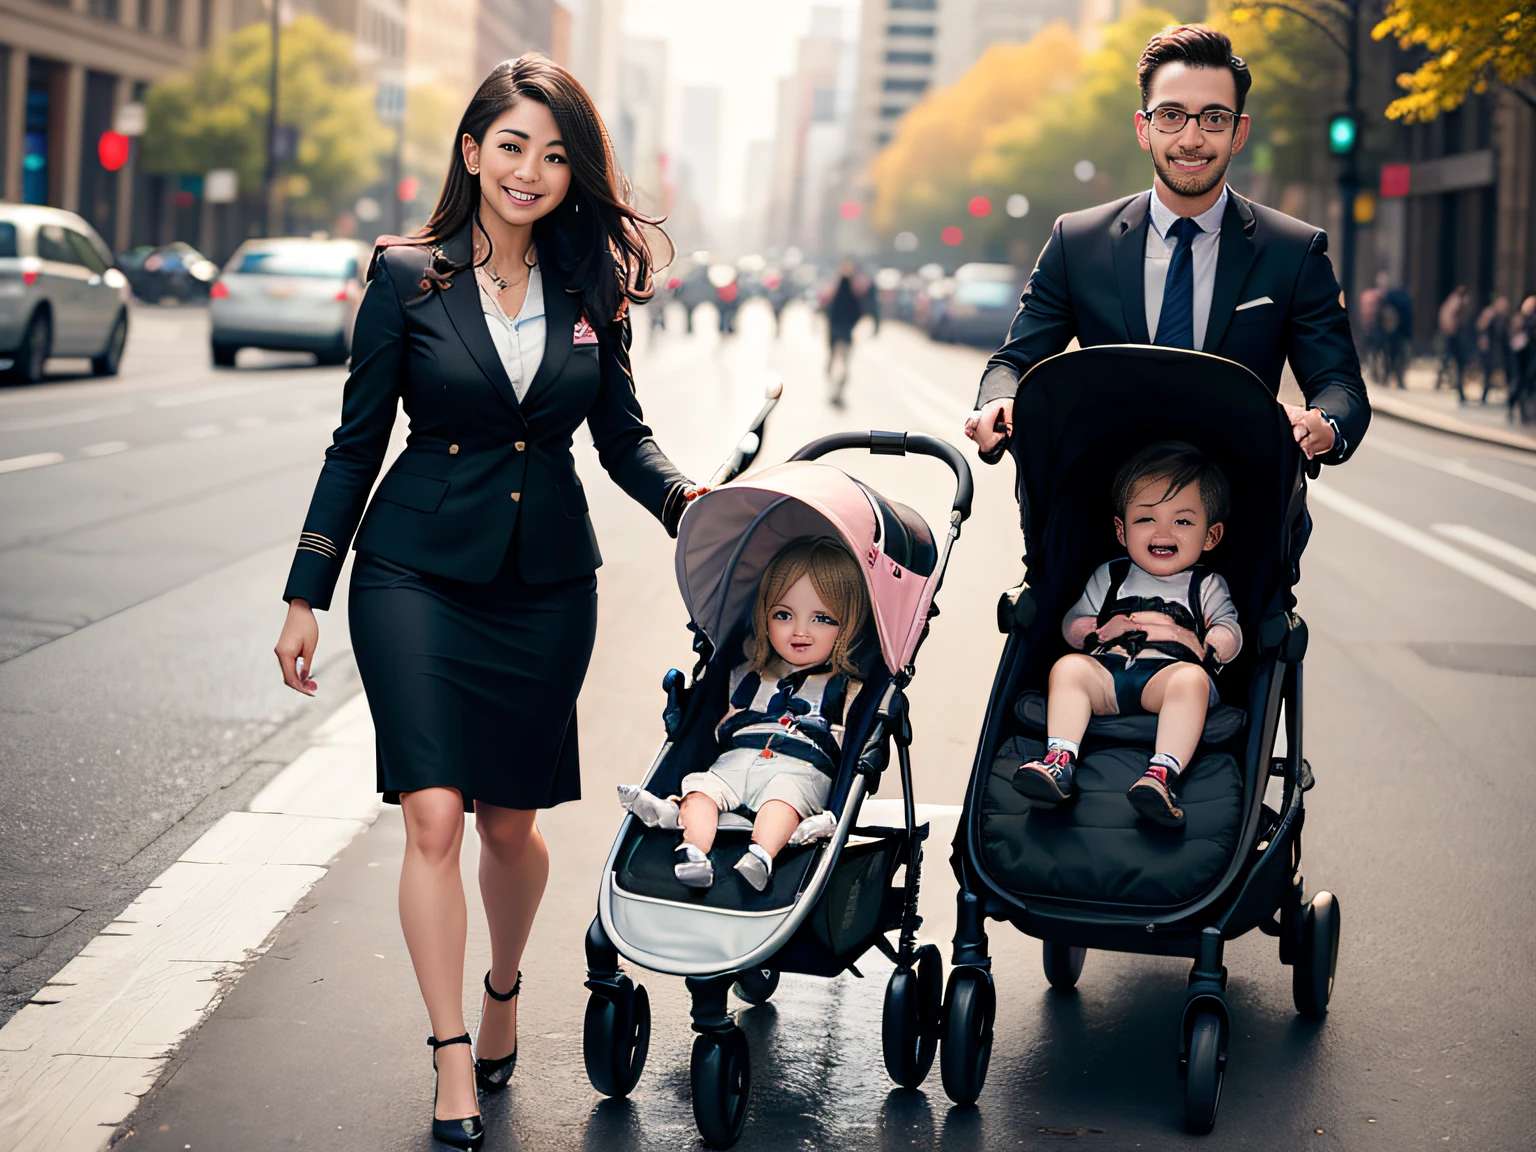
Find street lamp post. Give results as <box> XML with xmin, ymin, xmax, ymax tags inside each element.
<box><xmin>1241</xmin><ymin>0</ymin><xmax>1362</xmax><ymax>305</ymax></box>
<box><xmin>264</xmin><ymin>0</ymin><xmax>280</xmax><ymax>237</ymax></box>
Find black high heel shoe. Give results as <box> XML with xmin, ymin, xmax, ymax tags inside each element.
<box><xmin>426</xmin><ymin>1032</ymin><xmax>484</xmax><ymax>1149</ymax></box>
<box><xmin>475</xmin><ymin>970</ymin><xmax>521</xmax><ymax>1091</ymax></box>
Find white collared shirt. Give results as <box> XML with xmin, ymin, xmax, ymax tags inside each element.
<box><xmin>1144</xmin><ymin>185</ymin><xmax>1227</xmax><ymax>350</ymax></box>
<box><xmin>477</xmin><ymin>262</ymin><xmax>546</xmax><ymax>402</ymax></box>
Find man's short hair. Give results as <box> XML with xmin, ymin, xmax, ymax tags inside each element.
<box><xmin>1113</xmin><ymin>441</ymin><xmax>1231</xmax><ymax>525</ymax></box>
<box><xmin>1137</xmin><ymin>24</ymin><xmax>1252</xmax><ymax>117</ymax></box>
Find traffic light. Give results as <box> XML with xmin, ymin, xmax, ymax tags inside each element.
<box><xmin>1327</xmin><ymin>112</ymin><xmax>1358</xmax><ymax>156</ymax></box>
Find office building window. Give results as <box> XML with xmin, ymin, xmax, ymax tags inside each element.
<box><xmin>882</xmin><ymin>77</ymin><xmax>928</xmax><ymax>93</ymax></box>
<box><xmin>88</xmin><ymin>0</ymin><xmax>122</xmax><ymax>19</ymax></box>
<box><xmin>165</xmin><ymin>0</ymin><xmax>183</xmax><ymax>41</ymax></box>
<box><xmin>889</xmin><ymin>0</ymin><xmax>937</xmax><ymax>10</ymax></box>
<box><xmin>879</xmin><ymin>106</ymin><xmax>907</xmax><ymax>119</ymax></box>
<box><xmin>887</xmin><ymin>24</ymin><xmax>936</xmax><ymax>37</ymax></box>
<box><xmin>23</xmin><ymin>59</ymin><xmax>56</xmax><ymax>205</ymax></box>
<box><xmin>200</xmin><ymin>0</ymin><xmax>213</xmax><ymax>45</ymax></box>
<box><xmin>139</xmin><ymin>0</ymin><xmax>151</xmax><ymax>29</ymax></box>
<box><xmin>886</xmin><ymin>51</ymin><xmax>933</xmax><ymax>65</ymax></box>
<box><xmin>876</xmin><ymin>131</ymin><xmax>892</xmax><ymax>146</ymax></box>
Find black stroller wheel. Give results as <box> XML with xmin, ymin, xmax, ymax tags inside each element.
<box><xmin>882</xmin><ymin>943</ymin><xmax>942</xmax><ymax>1088</ymax></box>
<box><xmin>691</xmin><ymin>1027</ymin><xmax>752</xmax><ymax>1149</ymax></box>
<box><xmin>1041</xmin><ymin>942</ymin><xmax>1086</xmax><ymax>991</ymax></box>
<box><xmin>1182</xmin><ymin>1011</ymin><xmax>1226</xmax><ymax>1134</ymax></box>
<box><xmin>582</xmin><ymin>976</ymin><xmax>650</xmax><ymax>1097</ymax></box>
<box><xmin>1293</xmin><ymin>891</ymin><xmax>1341</xmax><ymax>1019</ymax></box>
<box><xmin>939</xmin><ymin>965</ymin><xmax>995</xmax><ymax>1106</ymax></box>
<box><xmin>732</xmin><ymin>966</ymin><xmax>779</xmax><ymax>1005</ymax></box>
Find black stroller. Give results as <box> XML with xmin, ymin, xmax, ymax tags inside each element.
<box><xmin>582</xmin><ymin>429</ymin><xmax>973</xmax><ymax>1148</ymax></box>
<box><xmin>942</xmin><ymin>346</ymin><xmax>1341</xmax><ymax>1133</ymax></box>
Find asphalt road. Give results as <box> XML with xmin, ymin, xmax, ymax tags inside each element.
<box><xmin>3</xmin><ymin>299</ymin><xmax>1535</xmax><ymax>1149</ymax></box>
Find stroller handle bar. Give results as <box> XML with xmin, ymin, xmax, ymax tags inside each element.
<box><xmin>788</xmin><ymin>430</ymin><xmax>974</xmax><ymax>522</ymax></box>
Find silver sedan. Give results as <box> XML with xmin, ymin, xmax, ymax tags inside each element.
<box><xmin>0</xmin><ymin>204</ymin><xmax>131</xmax><ymax>383</ymax></box>
<box><xmin>209</xmin><ymin>237</ymin><xmax>371</xmax><ymax>367</ymax></box>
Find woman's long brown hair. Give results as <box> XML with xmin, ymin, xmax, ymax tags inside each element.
<box><xmin>416</xmin><ymin>54</ymin><xmax>670</xmax><ymax>326</ymax></box>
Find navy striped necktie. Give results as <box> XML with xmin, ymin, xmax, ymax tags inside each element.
<box><xmin>1155</xmin><ymin>216</ymin><xmax>1201</xmax><ymax>349</ymax></box>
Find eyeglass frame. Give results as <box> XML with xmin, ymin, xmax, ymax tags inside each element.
<box><xmin>1138</xmin><ymin>104</ymin><xmax>1244</xmax><ymax>135</ymax></box>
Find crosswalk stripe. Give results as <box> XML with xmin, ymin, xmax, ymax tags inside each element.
<box><xmin>1310</xmin><ymin>484</ymin><xmax>1536</xmax><ymax>611</ymax></box>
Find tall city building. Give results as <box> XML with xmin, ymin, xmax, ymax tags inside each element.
<box><xmin>763</xmin><ymin>5</ymin><xmax>850</xmax><ymax>257</ymax></box>
<box><xmin>679</xmin><ymin>85</ymin><xmax>720</xmax><ymax>227</ymax></box>
<box><xmin>2</xmin><ymin>0</ymin><xmax>241</xmax><ymax>250</ymax></box>
<box><xmin>935</xmin><ymin>0</ymin><xmax>1081</xmax><ymax>86</ymax></box>
<box><xmin>616</xmin><ymin>36</ymin><xmax>666</xmax><ymax>215</ymax></box>
<box><xmin>848</xmin><ymin>0</ymin><xmax>940</xmax><ymax>177</ymax></box>
<box><xmin>475</xmin><ymin>0</ymin><xmax>553</xmax><ymax>81</ymax></box>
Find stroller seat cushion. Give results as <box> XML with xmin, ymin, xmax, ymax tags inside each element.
<box><xmin>1012</xmin><ymin>689</ymin><xmax>1246</xmax><ymax>748</ymax></box>
<box><xmin>981</xmin><ymin>734</ymin><xmax>1243</xmax><ymax>906</ymax></box>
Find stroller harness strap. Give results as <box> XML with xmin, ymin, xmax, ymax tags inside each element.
<box><xmin>1093</xmin><ymin>557</ymin><xmax>1212</xmax><ymax>667</ymax></box>
<box><xmin>715</xmin><ymin>663</ymin><xmax>854</xmax><ymax>777</ymax></box>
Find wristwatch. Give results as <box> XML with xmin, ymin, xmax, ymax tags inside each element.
<box><xmin>1310</xmin><ymin>407</ymin><xmax>1346</xmax><ymax>459</ymax></box>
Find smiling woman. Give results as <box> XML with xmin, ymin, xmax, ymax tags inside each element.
<box><xmin>272</xmin><ymin>53</ymin><xmax>699</xmax><ymax>1152</ymax></box>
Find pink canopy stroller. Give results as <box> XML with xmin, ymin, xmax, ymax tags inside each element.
<box><xmin>581</xmin><ymin>428</ymin><xmax>972</xmax><ymax>1148</ymax></box>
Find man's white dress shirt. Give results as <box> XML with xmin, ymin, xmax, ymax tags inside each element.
<box><xmin>1144</xmin><ymin>185</ymin><xmax>1228</xmax><ymax>351</ymax></box>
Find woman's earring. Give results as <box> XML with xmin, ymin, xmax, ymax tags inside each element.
<box><xmin>468</xmin><ymin>167</ymin><xmax>479</xmax><ymax>175</ymax></box>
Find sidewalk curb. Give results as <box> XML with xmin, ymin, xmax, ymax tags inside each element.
<box><xmin>0</xmin><ymin>693</ymin><xmax>378</xmax><ymax>1152</ymax></box>
<box><xmin>1368</xmin><ymin>388</ymin><xmax>1536</xmax><ymax>453</ymax></box>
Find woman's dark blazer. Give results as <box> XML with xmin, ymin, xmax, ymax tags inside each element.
<box><xmin>283</xmin><ymin>223</ymin><xmax>689</xmax><ymax>610</ymax></box>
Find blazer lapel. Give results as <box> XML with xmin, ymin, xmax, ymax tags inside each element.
<box><xmin>521</xmin><ymin>258</ymin><xmax>576</xmax><ymax>406</ymax></box>
<box><xmin>1205</xmin><ymin>192</ymin><xmax>1257</xmax><ymax>352</ymax></box>
<box><xmin>436</xmin><ymin>225</ymin><xmax>524</xmax><ymax>418</ymax></box>
<box><xmin>1110</xmin><ymin>191</ymin><xmax>1152</xmax><ymax>344</ymax></box>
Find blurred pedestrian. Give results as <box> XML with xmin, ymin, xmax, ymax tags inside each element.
<box><xmin>1379</xmin><ymin>280</ymin><xmax>1412</xmax><ymax>389</ymax></box>
<box><xmin>273</xmin><ymin>55</ymin><xmax>702</xmax><ymax>1150</ymax></box>
<box><xmin>1435</xmin><ymin>285</ymin><xmax>1470</xmax><ymax>400</ymax></box>
<box><xmin>1509</xmin><ymin>295</ymin><xmax>1536</xmax><ymax>425</ymax></box>
<box><xmin>1359</xmin><ymin>274</ymin><xmax>1385</xmax><ymax>383</ymax></box>
<box><xmin>766</xmin><ymin>271</ymin><xmax>790</xmax><ymax>336</ymax></box>
<box><xmin>1474</xmin><ymin>295</ymin><xmax>1510</xmax><ymax>403</ymax></box>
<box><xmin>825</xmin><ymin>259</ymin><xmax>864</xmax><ymax>408</ymax></box>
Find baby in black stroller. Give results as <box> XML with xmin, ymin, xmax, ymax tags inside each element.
<box><xmin>1011</xmin><ymin>442</ymin><xmax>1241</xmax><ymax>827</ymax></box>
<box><xmin>618</xmin><ymin>539</ymin><xmax>868</xmax><ymax>891</ymax></box>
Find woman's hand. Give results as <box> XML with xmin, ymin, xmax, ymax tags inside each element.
<box><xmin>275</xmin><ymin>599</ymin><xmax>320</xmax><ymax>695</ymax></box>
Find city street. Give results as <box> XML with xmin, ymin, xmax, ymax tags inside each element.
<box><xmin>2</xmin><ymin>298</ymin><xmax>1535</xmax><ymax>1150</ymax></box>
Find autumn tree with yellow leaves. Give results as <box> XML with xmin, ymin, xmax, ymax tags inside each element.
<box><xmin>1372</xmin><ymin>0</ymin><xmax>1535</xmax><ymax>120</ymax></box>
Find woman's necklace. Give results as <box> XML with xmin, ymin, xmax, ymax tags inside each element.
<box><xmin>480</xmin><ymin>241</ymin><xmax>538</xmax><ymax>294</ymax></box>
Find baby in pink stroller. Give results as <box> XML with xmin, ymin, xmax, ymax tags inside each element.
<box><xmin>619</xmin><ymin>539</ymin><xmax>869</xmax><ymax>891</ymax></box>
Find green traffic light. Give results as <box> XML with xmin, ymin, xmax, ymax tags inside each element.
<box><xmin>1328</xmin><ymin>114</ymin><xmax>1357</xmax><ymax>155</ymax></box>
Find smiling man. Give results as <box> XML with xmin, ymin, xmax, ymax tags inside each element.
<box><xmin>965</xmin><ymin>24</ymin><xmax>1368</xmax><ymax>467</ymax></box>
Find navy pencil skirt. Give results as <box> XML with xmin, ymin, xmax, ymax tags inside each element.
<box><xmin>348</xmin><ymin>548</ymin><xmax>598</xmax><ymax>812</ymax></box>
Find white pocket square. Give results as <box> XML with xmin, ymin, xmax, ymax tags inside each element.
<box><xmin>1234</xmin><ymin>296</ymin><xmax>1273</xmax><ymax>312</ymax></box>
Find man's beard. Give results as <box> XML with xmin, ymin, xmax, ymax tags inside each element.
<box><xmin>1152</xmin><ymin>147</ymin><xmax>1230</xmax><ymax>199</ymax></box>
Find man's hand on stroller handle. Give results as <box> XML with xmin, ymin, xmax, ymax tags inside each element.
<box><xmin>965</xmin><ymin>399</ymin><xmax>1013</xmax><ymax>455</ymax></box>
<box><xmin>1284</xmin><ymin>403</ymin><xmax>1337</xmax><ymax>460</ymax></box>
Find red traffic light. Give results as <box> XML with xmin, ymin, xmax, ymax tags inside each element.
<box><xmin>940</xmin><ymin>226</ymin><xmax>963</xmax><ymax>246</ymax></box>
<box><xmin>967</xmin><ymin>196</ymin><xmax>991</xmax><ymax>217</ymax></box>
<box><xmin>397</xmin><ymin>176</ymin><xmax>419</xmax><ymax>202</ymax></box>
<box><xmin>98</xmin><ymin>131</ymin><xmax>130</xmax><ymax>172</ymax></box>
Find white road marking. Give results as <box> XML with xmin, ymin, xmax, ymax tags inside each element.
<box><xmin>1309</xmin><ymin>483</ymin><xmax>1536</xmax><ymax>611</ymax></box>
<box><xmin>183</xmin><ymin>423</ymin><xmax>222</xmax><ymax>439</ymax></box>
<box><xmin>1431</xmin><ymin>523</ymin><xmax>1536</xmax><ymax>576</ymax></box>
<box><xmin>0</xmin><ymin>402</ymin><xmax>136</xmax><ymax>432</ymax></box>
<box><xmin>0</xmin><ymin>692</ymin><xmax>380</xmax><ymax>1152</ymax></box>
<box><xmin>152</xmin><ymin>383</ymin><xmax>262</xmax><ymax>409</ymax></box>
<box><xmin>1364</xmin><ymin>437</ymin><xmax>1536</xmax><ymax>504</ymax></box>
<box><xmin>81</xmin><ymin>440</ymin><xmax>129</xmax><ymax>457</ymax></box>
<box><xmin>0</xmin><ymin>451</ymin><xmax>65</xmax><ymax>474</ymax></box>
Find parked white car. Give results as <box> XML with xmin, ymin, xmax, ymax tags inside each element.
<box><xmin>0</xmin><ymin>204</ymin><xmax>131</xmax><ymax>383</ymax></box>
<box><xmin>209</xmin><ymin>237</ymin><xmax>371</xmax><ymax>367</ymax></box>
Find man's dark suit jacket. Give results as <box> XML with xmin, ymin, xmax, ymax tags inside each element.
<box><xmin>977</xmin><ymin>189</ymin><xmax>1369</xmax><ymax>461</ymax></box>
<box><xmin>283</xmin><ymin>222</ymin><xmax>688</xmax><ymax>611</ymax></box>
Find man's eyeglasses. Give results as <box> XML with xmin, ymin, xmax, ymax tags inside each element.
<box><xmin>1143</xmin><ymin>107</ymin><xmax>1238</xmax><ymax>134</ymax></box>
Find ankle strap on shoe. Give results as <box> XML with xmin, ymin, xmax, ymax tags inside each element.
<box><xmin>483</xmin><ymin>970</ymin><xmax>521</xmax><ymax>1002</ymax></box>
<box><xmin>427</xmin><ymin>1032</ymin><xmax>472</xmax><ymax>1050</ymax></box>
